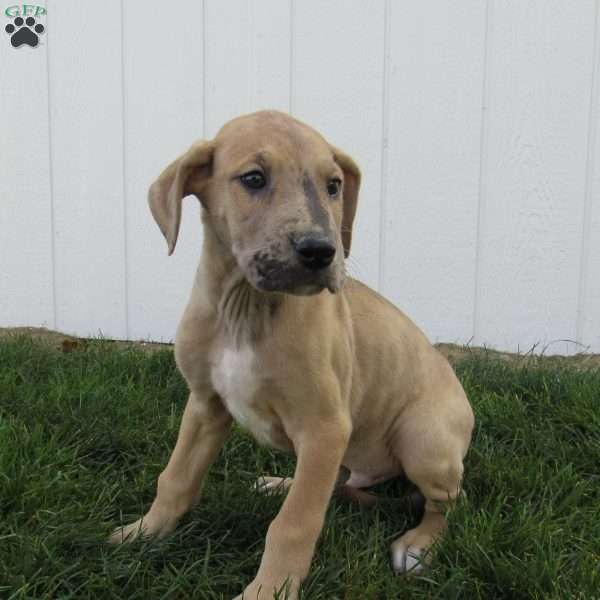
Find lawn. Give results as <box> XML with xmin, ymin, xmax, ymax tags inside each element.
<box><xmin>0</xmin><ymin>333</ymin><xmax>599</xmax><ymax>599</ymax></box>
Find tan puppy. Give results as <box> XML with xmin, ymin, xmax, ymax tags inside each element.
<box><xmin>110</xmin><ymin>110</ymin><xmax>474</xmax><ymax>599</ymax></box>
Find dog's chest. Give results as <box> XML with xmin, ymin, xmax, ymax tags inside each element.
<box><xmin>211</xmin><ymin>345</ymin><xmax>274</xmax><ymax>445</ymax></box>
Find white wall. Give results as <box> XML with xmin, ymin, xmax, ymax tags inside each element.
<box><xmin>1</xmin><ymin>0</ymin><xmax>599</xmax><ymax>354</ymax></box>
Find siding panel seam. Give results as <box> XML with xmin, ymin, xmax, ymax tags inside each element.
<box><xmin>120</xmin><ymin>0</ymin><xmax>129</xmax><ymax>339</ymax></box>
<box><xmin>377</xmin><ymin>0</ymin><xmax>391</xmax><ymax>294</ymax></box>
<box><xmin>472</xmin><ymin>0</ymin><xmax>493</xmax><ymax>343</ymax></box>
<box><xmin>45</xmin><ymin>0</ymin><xmax>57</xmax><ymax>330</ymax></box>
<box><xmin>576</xmin><ymin>0</ymin><xmax>600</xmax><ymax>347</ymax></box>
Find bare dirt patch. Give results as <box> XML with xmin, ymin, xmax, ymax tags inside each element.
<box><xmin>2</xmin><ymin>327</ymin><xmax>599</xmax><ymax>368</ymax></box>
<box><xmin>0</xmin><ymin>327</ymin><xmax>171</xmax><ymax>354</ymax></box>
<box><xmin>435</xmin><ymin>342</ymin><xmax>600</xmax><ymax>370</ymax></box>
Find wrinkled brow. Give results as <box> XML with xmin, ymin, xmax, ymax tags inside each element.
<box><xmin>225</xmin><ymin>150</ymin><xmax>273</xmax><ymax>176</ymax></box>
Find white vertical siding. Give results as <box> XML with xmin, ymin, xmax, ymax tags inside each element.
<box><xmin>1</xmin><ymin>0</ymin><xmax>599</xmax><ymax>354</ymax></box>
<box><xmin>579</xmin><ymin>0</ymin><xmax>600</xmax><ymax>353</ymax></box>
<box><xmin>48</xmin><ymin>0</ymin><xmax>127</xmax><ymax>339</ymax></box>
<box><xmin>474</xmin><ymin>0</ymin><xmax>597</xmax><ymax>354</ymax></box>
<box><xmin>123</xmin><ymin>0</ymin><xmax>204</xmax><ymax>342</ymax></box>
<box><xmin>204</xmin><ymin>0</ymin><xmax>291</xmax><ymax>135</ymax></box>
<box><xmin>383</xmin><ymin>0</ymin><xmax>487</xmax><ymax>344</ymax></box>
<box><xmin>0</xmin><ymin>0</ymin><xmax>53</xmax><ymax>328</ymax></box>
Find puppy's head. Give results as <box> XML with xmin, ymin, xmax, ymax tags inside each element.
<box><xmin>149</xmin><ymin>110</ymin><xmax>361</xmax><ymax>295</ymax></box>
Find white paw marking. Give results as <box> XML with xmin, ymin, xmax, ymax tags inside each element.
<box><xmin>109</xmin><ymin>519</ymin><xmax>145</xmax><ymax>544</ymax></box>
<box><xmin>254</xmin><ymin>476</ymin><xmax>292</xmax><ymax>494</ymax></box>
<box><xmin>391</xmin><ymin>543</ymin><xmax>425</xmax><ymax>573</ymax></box>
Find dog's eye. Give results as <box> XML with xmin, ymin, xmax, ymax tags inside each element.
<box><xmin>240</xmin><ymin>170</ymin><xmax>267</xmax><ymax>190</ymax></box>
<box><xmin>327</xmin><ymin>178</ymin><xmax>341</xmax><ymax>197</ymax></box>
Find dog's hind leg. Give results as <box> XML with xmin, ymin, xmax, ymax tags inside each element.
<box><xmin>390</xmin><ymin>393</ymin><xmax>473</xmax><ymax>573</ymax></box>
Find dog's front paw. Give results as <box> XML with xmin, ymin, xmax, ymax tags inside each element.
<box><xmin>233</xmin><ymin>575</ymin><xmax>299</xmax><ymax>600</ymax></box>
<box><xmin>108</xmin><ymin>511</ymin><xmax>178</xmax><ymax>544</ymax></box>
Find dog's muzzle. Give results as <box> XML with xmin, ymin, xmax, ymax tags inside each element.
<box><xmin>252</xmin><ymin>232</ymin><xmax>339</xmax><ymax>295</ymax></box>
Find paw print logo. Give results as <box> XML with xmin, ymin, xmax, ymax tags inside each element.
<box><xmin>5</xmin><ymin>16</ymin><xmax>45</xmax><ymax>48</ymax></box>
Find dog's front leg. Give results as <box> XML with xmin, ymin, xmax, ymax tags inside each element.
<box><xmin>237</xmin><ymin>419</ymin><xmax>351</xmax><ymax>600</ymax></box>
<box><xmin>110</xmin><ymin>391</ymin><xmax>232</xmax><ymax>542</ymax></box>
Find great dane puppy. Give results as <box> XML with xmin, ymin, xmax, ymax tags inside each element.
<box><xmin>110</xmin><ymin>110</ymin><xmax>474</xmax><ymax>600</ymax></box>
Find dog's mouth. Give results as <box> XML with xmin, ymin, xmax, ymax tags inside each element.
<box><xmin>249</xmin><ymin>257</ymin><xmax>340</xmax><ymax>296</ymax></box>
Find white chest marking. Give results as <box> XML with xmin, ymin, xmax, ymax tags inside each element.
<box><xmin>211</xmin><ymin>345</ymin><xmax>272</xmax><ymax>444</ymax></box>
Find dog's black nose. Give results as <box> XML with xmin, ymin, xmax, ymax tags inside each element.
<box><xmin>292</xmin><ymin>235</ymin><xmax>336</xmax><ymax>270</ymax></box>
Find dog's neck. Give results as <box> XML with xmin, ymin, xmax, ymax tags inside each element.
<box><xmin>218</xmin><ymin>274</ymin><xmax>280</xmax><ymax>347</ymax></box>
<box><xmin>199</xmin><ymin>221</ymin><xmax>281</xmax><ymax>348</ymax></box>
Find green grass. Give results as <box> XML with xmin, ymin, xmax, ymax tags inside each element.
<box><xmin>0</xmin><ymin>335</ymin><xmax>599</xmax><ymax>599</ymax></box>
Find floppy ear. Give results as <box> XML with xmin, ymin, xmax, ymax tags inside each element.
<box><xmin>331</xmin><ymin>146</ymin><xmax>361</xmax><ymax>258</ymax></box>
<box><xmin>148</xmin><ymin>140</ymin><xmax>215</xmax><ymax>255</ymax></box>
